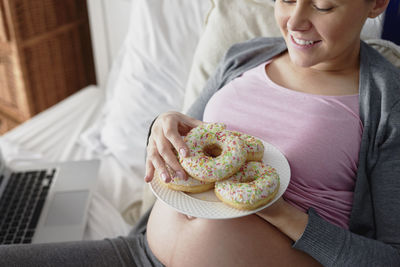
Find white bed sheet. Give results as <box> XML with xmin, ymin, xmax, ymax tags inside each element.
<box><xmin>0</xmin><ymin>86</ymin><xmax>145</xmax><ymax>240</ymax></box>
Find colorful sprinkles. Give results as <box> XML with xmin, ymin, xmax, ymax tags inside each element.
<box><xmin>179</xmin><ymin>123</ymin><xmax>248</xmax><ymax>182</ymax></box>
<box><xmin>215</xmin><ymin>161</ymin><xmax>280</xmax><ymax>206</ymax></box>
<box><xmin>174</xmin><ymin>123</ymin><xmax>279</xmax><ymax>210</ymax></box>
<box><xmin>227</xmin><ymin>131</ymin><xmax>264</xmax><ymax>160</ymax></box>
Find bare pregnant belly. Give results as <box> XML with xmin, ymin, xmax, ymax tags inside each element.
<box><xmin>147</xmin><ymin>200</ymin><xmax>321</xmax><ymax>267</ymax></box>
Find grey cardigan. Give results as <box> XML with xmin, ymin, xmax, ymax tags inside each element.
<box><xmin>187</xmin><ymin>37</ymin><xmax>400</xmax><ymax>266</ymax></box>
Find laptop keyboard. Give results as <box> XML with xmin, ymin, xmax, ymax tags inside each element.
<box><xmin>0</xmin><ymin>169</ymin><xmax>56</xmax><ymax>245</ymax></box>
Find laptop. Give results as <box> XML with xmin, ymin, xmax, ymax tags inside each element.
<box><xmin>0</xmin><ymin>149</ymin><xmax>100</xmax><ymax>245</ymax></box>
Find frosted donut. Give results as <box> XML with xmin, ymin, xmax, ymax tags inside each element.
<box><xmin>158</xmin><ymin>165</ymin><xmax>214</xmax><ymax>193</ymax></box>
<box><xmin>194</xmin><ymin>123</ymin><xmax>263</xmax><ymax>161</ymax></box>
<box><xmin>227</xmin><ymin>131</ymin><xmax>264</xmax><ymax>162</ymax></box>
<box><xmin>200</xmin><ymin>122</ymin><xmax>226</xmax><ymax>133</ymax></box>
<box><xmin>179</xmin><ymin>123</ymin><xmax>247</xmax><ymax>182</ymax></box>
<box><xmin>215</xmin><ymin>161</ymin><xmax>280</xmax><ymax>210</ymax></box>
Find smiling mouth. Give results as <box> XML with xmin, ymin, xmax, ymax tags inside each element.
<box><xmin>291</xmin><ymin>35</ymin><xmax>321</xmax><ymax>47</ymax></box>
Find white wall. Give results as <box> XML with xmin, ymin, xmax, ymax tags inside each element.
<box><xmin>87</xmin><ymin>0</ymin><xmax>132</xmax><ymax>90</ymax></box>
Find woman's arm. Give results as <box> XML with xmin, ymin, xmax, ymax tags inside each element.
<box><xmin>259</xmin><ymin>201</ymin><xmax>400</xmax><ymax>266</ymax></box>
<box><xmin>256</xmin><ymin>198</ymin><xmax>308</xmax><ymax>242</ymax></box>
<box><xmin>257</xmin><ymin>195</ymin><xmax>400</xmax><ymax>267</ymax></box>
<box><xmin>258</xmin><ymin>102</ymin><xmax>400</xmax><ymax>266</ymax></box>
<box><xmin>295</xmin><ymin>209</ymin><xmax>400</xmax><ymax>267</ymax></box>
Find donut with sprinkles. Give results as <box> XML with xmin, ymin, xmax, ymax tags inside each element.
<box><xmin>214</xmin><ymin>161</ymin><xmax>280</xmax><ymax>210</ymax></box>
<box><xmin>226</xmin><ymin>131</ymin><xmax>264</xmax><ymax>162</ymax></box>
<box><xmin>179</xmin><ymin>123</ymin><xmax>247</xmax><ymax>182</ymax></box>
<box><xmin>158</xmin><ymin>165</ymin><xmax>214</xmax><ymax>193</ymax></box>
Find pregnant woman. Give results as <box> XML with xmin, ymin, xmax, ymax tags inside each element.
<box><xmin>1</xmin><ymin>0</ymin><xmax>399</xmax><ymax>266</ymax></box>
<box><xmin>145</xmin><ymin>0</ymin><xmax>400</xmax><ymax>266</ymax></box>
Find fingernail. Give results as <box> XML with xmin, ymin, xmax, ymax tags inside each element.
<box><xmin>179</xmin><ymin>148</ymin><xmax>187</xmax><ymax>157</ymax></box>
<box><xmin>161</xmin><ymin>172</ymin><xmax>169</xmax><ymax>182</ymax></box>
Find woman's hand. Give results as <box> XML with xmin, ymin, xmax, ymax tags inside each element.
<box><xmin>256</xmin><ymin>197</ymin><xmax>308</xmax><ymax>242</ymax></box>
<box><xmin>145</xmin><ymin>111</ymin><xmax>202</xmax><ymax>183</ymax></box>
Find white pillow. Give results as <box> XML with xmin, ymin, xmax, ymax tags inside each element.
<box><xmin>182</xmin><ymin>0</ymin><xmax>280</xmax><ymax>112</ymax></box>
<box><xmin>361</xmin><ymin>14</ymin><xmax>385</xmax><ymax>40</ymax></box>
<box><xmin>100</xmin><ymin>0</ymin><xmax>211</xmax><ymax>175</ymax></box>
<box><xmin>366</xmin><ymin>39</ymin><xmax>400</xmax><ymax>68</ymax></box>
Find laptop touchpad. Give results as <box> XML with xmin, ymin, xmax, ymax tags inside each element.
<box><xmin>44</xmin><ymin>191</ymin><xmax>89</xmax><ymax>227</ymax></box>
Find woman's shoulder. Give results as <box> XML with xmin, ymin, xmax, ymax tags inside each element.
<box><xmin>224</xmin><ymin>37</ymin><xmax>287</xmax><ymax>62</ymax></box>
<box><xmin>361</xmin><ymin>41</ymin><xmax>400</xmax><ymax>105</ymax></box>
<box><xmin>361</xmin><ymin>41</ymin><xmax>400</xmax><ymax>82</ymax></box>
<box><xmin>228</xmin><ymin>37</ymin><xmax>286</xmax><ymax>51</ymax></box>
<box><xmin>217</xmin><ymin>37</ymin><xmax>287</xmax><ymax>81</ymax></box>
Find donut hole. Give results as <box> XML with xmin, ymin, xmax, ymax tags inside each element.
<box><xmin>203</xmin><ymin>144</ymin><xmax>222</xmax><ymax>158</ymax></box>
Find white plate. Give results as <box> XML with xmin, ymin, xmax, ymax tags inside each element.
<box><xmin>150</xmin><ymin>141</ymin><xmax>290</xmax><ymax>219</ymax></box>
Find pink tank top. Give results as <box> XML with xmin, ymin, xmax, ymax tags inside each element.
<box><xmin>203</xmin><ymin>61</ymin><xmax>363</xmax><ymax>229</ymax></box>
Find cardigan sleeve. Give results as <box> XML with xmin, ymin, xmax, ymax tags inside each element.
<box><xmin>293</xmin><ymin>209</ymin><xmax>400</xmax><ymax>266</ymax></box>
<box><xmin>293</xmin><ymin>101</ymin><xmax>400</xmax><ymax>266</ymax></box>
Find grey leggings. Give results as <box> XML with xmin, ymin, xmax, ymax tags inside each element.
<box><xmin>0</xmin><ymin>208</ymin><xmax>164</xmax><ymax>267</ymax></box>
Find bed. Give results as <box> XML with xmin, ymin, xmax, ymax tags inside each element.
<box><xmin>1</xmin><ymin>0</ymin><xmax>399</xmax><ymax>241</ymax></box>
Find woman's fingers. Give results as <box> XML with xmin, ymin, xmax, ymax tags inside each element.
<box><xmin>178</xmin><ymin>115</ymin><xmax>203</xmax><ymax>136</ymax></box>
<box><xmin>145</xmin><ymin>140</ymin><xmax>171</xmax><ymax>182</ymax></box>
<box><xmin>163</xmin><ymin>126</ymin><xmax>189</xmax><ymax>158</ymax></box>
<box><xmin>144</xmin><ymin>157</ymin><xmax>155</xmax><ymax>183</ymax></box>
<box><xmin>145</xmin><ymin>112</ymin><xmax>201</xmax><ymax>183</ymax></box>
<box><xmin>164</xmin><ymin>114</ymin><xmax>202</xmax><ymax>157</ymax></box>
<box><xmin>155</xmin><ymin>134</ymin><xmax>187</xmax><ymax>181</ymax></box>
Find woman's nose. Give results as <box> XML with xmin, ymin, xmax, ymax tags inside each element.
<box><xmin>287</xmin><ymin>5</ymin><xmax>312</xmax><ymax>32</ymax></box>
